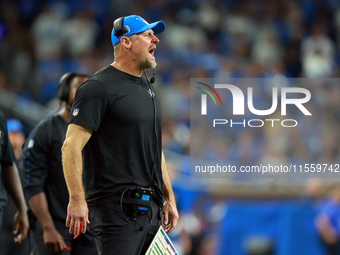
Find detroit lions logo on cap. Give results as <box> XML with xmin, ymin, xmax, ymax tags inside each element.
<box><xmin>123</xmin><ymin>25</ymin><xmax>130</xmax><ymax>35</ymax></box>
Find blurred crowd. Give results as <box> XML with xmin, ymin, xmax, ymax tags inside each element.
<box><xmin>2</xmin><ymin>0</ymin><xmax>340</xmax><ymax>254</ymax></box>
<box><xmin>2</xmin><ymin>0</ymin><xmax>340</xmax><ymax>159</ymax></box>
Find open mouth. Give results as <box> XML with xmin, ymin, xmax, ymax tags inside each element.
<box><xmin>149</xmin><ymin>48</ymin><xmax>155</xmax><ymax>57</ymax></box>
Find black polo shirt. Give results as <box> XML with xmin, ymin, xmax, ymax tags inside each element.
<box><xmin>69</xmin><ymin>65</ymin><xmax>163</xmax><ymax>206</ymax></box>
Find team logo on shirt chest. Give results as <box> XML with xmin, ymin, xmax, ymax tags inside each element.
<box><xmin>147</xmin><ymin>89</ymin><xmax>155</xmax><ymax>97</ymax></box>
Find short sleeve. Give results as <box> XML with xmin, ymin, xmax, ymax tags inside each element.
<box><xmin>22</xmin><ymin>125</ymin><xmax>49</xmax><ymax>199</ymax></box>
<box><xmin>68</xmin><ymin>80</ymin><xmax>108</xmax><ymax>132</ymax></box>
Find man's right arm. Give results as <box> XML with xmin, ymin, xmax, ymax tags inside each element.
<box><xmin>62</xmin><ymin>123</ymin><xmax>93</xmax><ymax>236</ymax></box>
<box><xmin>29</xmin><ymin>193</ymin><xmax>66</xmax><ymax>252</ymax></box>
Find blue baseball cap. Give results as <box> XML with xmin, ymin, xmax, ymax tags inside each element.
<box><xmin>111</xmin><ymin>15</ymin><xmax>166</xmax><ymax>47</ymax></box>
<box><xmin>7</xmin><ymin>119</ymin><xmax>25</xmax><ymax>133</ymax></box>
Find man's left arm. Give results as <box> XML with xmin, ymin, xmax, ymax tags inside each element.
<box><xmin>161</xmin><ymin>151</ymin><xmax>179</xmax><ymax>233</ymax></box>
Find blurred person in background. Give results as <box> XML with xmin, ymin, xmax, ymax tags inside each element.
<box><xmin>62</xmin><ymin>8</ymin><xmax>99</xmax><ymax>58</ymax></box>
<box><xmin>301</xmin><ymin>23</ymin><xmax>336</xmax><ymax>78</ymax></box>
<box><xmin>7</xmin><ymin>119</ymin><xmax>26</xmax><ymax>161</ymax></box>
<box><xmin>30</xmin><ymin>4</ymin><xmax>66</xmax><ymax>61</ymax></box>
<box><xmin>0</xmin><ymin>111</ymin><xmax>29</xmax><ymax>245</ymax></box>
<box><xmin>300</xmin><ymin>178</ymin><xmax>324</xmax><ymax>206</ymax></box>
<box><xmin>23</xmin><ymin>72</ymin><xmax>97</xmax><ymax>254</ymax></box>
<box><xmin>316</xmin><ymin>183</ymin><xmax>340</xmax><ymax>255</ymax></box>
<box><xmin>0</xmin><ymin>118</ymin><xmax>30</xmax><ymax>254</ymax></box>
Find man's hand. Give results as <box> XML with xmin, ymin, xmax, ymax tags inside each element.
<box><xmin>316</xmin><ymin>214</ymin><xmax>339</xmax><ymax>244</ymax></box>
<box><xmin>162</xmin><ymin>200</ymin><xmax>179</xmax><ymax>233</ymax></box>
<box><xmin>13</xmin><ymin>209</ymin><xmax>29</xmax><ymax>243</ymax></box>
<box><xmin>43</xmin><ymin>226</ymin><xmax>66</xmax><ymax>253</ymax></box>
<box><xmin>66</xmin><ymin>198</ymin><xmax>89</xmax><ymax>236</ymax></box>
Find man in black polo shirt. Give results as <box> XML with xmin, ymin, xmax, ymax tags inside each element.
<box><xmin>62</xmin><ymin>15</ymin><xmax>179</xmax><ymax>254</ymax></box>
<box><xmin>0</xmin><ymin>111</ymin><xmax>28</xmax><ymax>244</ymax></box>
<box><xmin>23</xmin><ymin>73</ymin><xmax>97</xmax><ymax>254</ymax></box>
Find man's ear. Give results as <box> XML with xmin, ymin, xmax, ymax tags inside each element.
<box><xmin>121</xmin><ymin>37</ymin><xmax>132</xmax><ymax>49</ymax></box>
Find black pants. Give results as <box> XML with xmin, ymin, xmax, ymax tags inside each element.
<box><xmin>34</xmin><ymin>221</ymin><xmax>97</xmax><ymax>255</ymax></box>
<box><xmin>89</xmin><ymin>200</ymin><xmax>162</xmax><ymax>255</ymax></box>
<box><xmin>0</xmin><ymin>200</ymin><xmax>31</xmax><ymax>255</ymax></box>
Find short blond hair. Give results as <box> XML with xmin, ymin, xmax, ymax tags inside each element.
<box><xmin>114</xmin><ymin>43</ymin><xmax>121</xmax><ymax>56</ymax></box>
<box><xmin>113</xmin><ymin>35</ymin><xmax>137</xmax><ymax>56</ymax></box>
